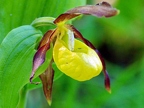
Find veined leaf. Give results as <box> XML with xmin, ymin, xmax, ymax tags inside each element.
<box><xmin>0</xmin><ymin>25</ymin><xmax>42</xmax><ymax>108</ymax></box>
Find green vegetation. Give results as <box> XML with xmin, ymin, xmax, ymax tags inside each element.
<box><xmin>0</xmin><ymin>0</ymin><xmax>144</xmax><ymax>108</ymax></box>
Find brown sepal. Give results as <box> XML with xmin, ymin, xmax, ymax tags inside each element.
<box><xmin>96</xmin><ymin>50</ymin><xmax>111</xmax><ymax>93</ymax></box>
<box><xmin>66</xmin><ymin>1</ymin><xmax>118</xmax><ymax>17</ymax></box>
<box><xmin>30</xmin><ymin>43</ymin><xmax>51</xmax><ymax>83</ymax></box>
<box><xmin>30</xmin><ymin>30</ymin><xmax>56</xmax><ymax>83</ymax></box>
<box><xmin>39</xmin><ymin>60</ymin><xmax>54</xmax><ymax>106</ymax></box>
<box><xmin>54</xmin><ymin>1</ymin><xmax>119</xmax><ymax>24</ymax></box>
<box><xmin>38</xmin><ymin>30</ymin><xmax>53</xmax><ymax>48</ymax></box>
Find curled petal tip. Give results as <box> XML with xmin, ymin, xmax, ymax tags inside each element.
<box><xmin>30</xmin><ymin>70</ymin><xmax>35</xmax><ymax>83</ymax></box>
<box><xmin>30</xmin><ymin>77</ymin><xmax>40</xmax><ymax>85</ymax></box>
<box><xmin>47</xmin><ymin>99</ymin><xmax>52</xmax><ymax>106</ymax></box>
<box><xmin>30</xmin><ymin>70</ymin><xmax>41</xmax><ymax>84</ymax></box>
<box><xmin>108</xmin><ymin>89</ymin><xmax>112</xmax><ymax>94</ymax></box>
<box><xmin>104</xmin><ymin>70</ymin><xmax>111</xmax><ymax>93</ymax></box>
<box><xmin>116</xmin><ymin>9</ymin><xmax>120</xmax><ymax>15</ymax></box>
<box><xmin>30</xmin><ymin>71</ymin><xmax>41</xmax><ymax>84</ymax></box>
<box><xmin>30</xmin><ymin>75</ymin><xmax>33</xmax><ymax>83</ymax></box>
<box><xmin>106</xmin><ymin>86</ymin><xmax>111</xmax><ymax>94</ymax></box>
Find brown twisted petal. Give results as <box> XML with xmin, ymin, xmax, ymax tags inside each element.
<box><xmin>96</xmin><ymin>50</ymin><xmax>111</xmax><ymax>93</ymax></box>
<box><xmin>54</xmin><ymin>1</ymin><xmax>119</xmax><ymax>24</ymax></box>
<box><xmin>38</xmin><ymin>30</ymin><xmax>53</xmax><ymax>49</ymax></box>
<box><xmin>66</xmin><ymin>2</ymin><xmax>118</xmax><ymax>17</ymax></box>
<box><xmin>30</xmin><ymin>30</ymin><xmax>55</xmax><ymax>82</ymax></box>
<box><xmin>39</xmin><ymin>60</ymin><xmax>54</xmax><ymax>106</ymax></box>
<box><xmin>67</xmin><ymin>24</ymin><xmax>111</xmax><ymax>93</ymax></box>
<box><xmin>30</xmin><ymin>43</ymin><xmax>51</xmax><ymax>83</ymax></box>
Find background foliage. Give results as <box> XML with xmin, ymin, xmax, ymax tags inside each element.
<box><xmin>0</xmin><ymin>0</ymin><xmax>144</xmax><ymax>108</ymax></box>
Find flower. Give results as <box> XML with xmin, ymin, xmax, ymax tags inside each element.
<box><xmin>30</xmin><ymin>2</ymin><xmax>119</xmax><ymax>105</ymax></box>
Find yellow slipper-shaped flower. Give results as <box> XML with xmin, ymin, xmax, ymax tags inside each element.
<box><xmin>53</xmin><ymin>37</ymin><xmax>102</xmax><ymax>81</ymax></box>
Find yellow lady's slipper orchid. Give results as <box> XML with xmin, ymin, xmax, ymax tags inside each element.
<box><xmin>30</xmin><ymin>1</ymin><xmax>119</xmax><ymax>105</ymax></box>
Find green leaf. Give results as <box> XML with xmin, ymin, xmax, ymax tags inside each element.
<box><xmin>0</xmin><ymin>25</ymin><xmax>42</xmax><ymax>108</ymax></box>
<box><xmin>31</xmin><ymin>17</ymin><xmax>55</xmax><ymax>28</ymax></box>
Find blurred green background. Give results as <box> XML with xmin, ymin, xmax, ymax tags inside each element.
<box><xmin>26</xmin><ymin>0</ymin><xmax>144</xmax><ymax>108</ymax></box>
<box><xmin>1</xmin><ymin>0</ymin><xmax>144</xmax><ymax>108</ymax></box>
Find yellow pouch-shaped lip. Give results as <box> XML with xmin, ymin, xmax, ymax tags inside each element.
<box><xmin>53</xmin><ymin>38</ymin><xmax>102</xmax><ymax>81</ymax></box>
